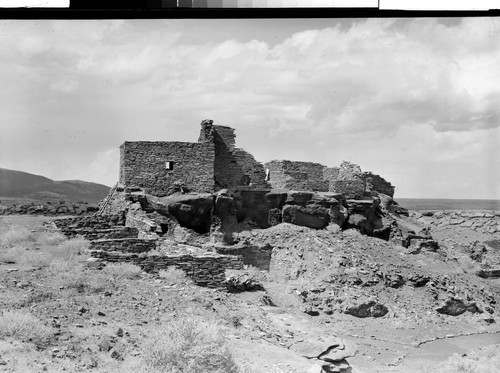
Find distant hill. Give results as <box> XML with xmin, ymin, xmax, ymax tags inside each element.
<box><xmin>0</xmin><ymin>168</ymin><xmax>110</xmax><ymax>204</ymax></box>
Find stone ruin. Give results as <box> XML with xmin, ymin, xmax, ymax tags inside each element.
<box><xmin>54</xmin><ymin>119</ymin><xmax>435</xmax><ymax>287</ymax></box>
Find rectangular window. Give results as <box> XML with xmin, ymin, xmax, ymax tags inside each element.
<box><xmin>166</xmin><ymin>161</ymin><xmax>174</xmax><ymax>170</ymax></box>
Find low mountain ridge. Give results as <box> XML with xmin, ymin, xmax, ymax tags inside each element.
<box><xmin>0</xmin><ymin>167</ymin><xmax>110</xmax><ymax>203</ymax></box>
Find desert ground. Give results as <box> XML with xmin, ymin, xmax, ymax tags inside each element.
<box><xmin>1</xmin><ymin>211</ymin><xmax>500</xmax><ymax>373</ymax></box>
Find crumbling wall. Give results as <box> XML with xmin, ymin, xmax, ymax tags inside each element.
<box><xmin>323</xmin><ymin>167</ymin><xmax>340</xmax><ymax>182</ymax></box>
<box><xmin>265</xmin><ymin>160</ymin><xmax>329</xmax><ymax>191</ymax></box>
<box><xmin>364</xmin><ymin>172</ymin><xmax>395</xmax><ymax>197</ymax></box>
<box><xmin>328</xmin><ymin>161</ymin><xmax>366</xmax><ymax>198</ymax></box>
<box><xmin>90</xmin><ymin>238</ymin><xmax>157</xmax><ymax>253</ymax></box>
<box><xmin>0</xmin><ymin>201</ymin><xmax>97</xmax><ymax>216</ymax></box>
<box><xmin>208</xmin><ymin>124</ymin><xmax>268</xmax><ymax>190</ymax></box>
<box><xmin>90</xmin><ymin>243</ymin><xmax>243</xmax><ymax>287</ymax></box>
<box><xmin>54</xmin><ymin>214</ymin><xmax>127</xmax><ymax>239</ymax></box>
<box><xmin>215</xmin><ymin>244</ymin><xmax>273</xmax><ymax>270</ymax></box>
<box><xmin>119</xmin><ymin>141</ymin><xmax>215</xmax><ymax>197</ymax></box>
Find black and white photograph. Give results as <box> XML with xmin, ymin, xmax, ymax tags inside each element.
<box><xmin>0</xmin><ymin>3</ymin><xmax>499</xmax><ymax>373</ymax></box>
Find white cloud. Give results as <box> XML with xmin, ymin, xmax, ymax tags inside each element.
<box><xmin>0</xmin><ymin>18</ymin><xmax>499</xmax><ymax>198</ymax></box>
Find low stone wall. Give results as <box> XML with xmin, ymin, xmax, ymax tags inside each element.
<box><xmin>0</xmin><ymin>201</ymin><xmax>98</xmax><ymax>216</ymax></box>
<box><xmin>90</xmin><ymin>238</ymin><xmax>157</xmax><ymax>253</ymax></box>
<box><xmin>214</xmin><ymin>243</ymin><xmax>273</xmax><ymax>270</ymax></box>
<box><xmin>90</xmin><ymin>250</ymin><xmax>243</xmax><ymax>288</ymax></box>
<box><xmin>411</xmin><ymin>210</ymin><xmax>500</xmax><ymax>234</ymax></box>
<box><xmin>54</xmin><ymin>214</ymin><xmax>127</xmax><ymax>239</ymax></box>
<box><xmin>74</xmin><ymin>227</ymin><xmax>139</xmax><ymax>241</ymax></box>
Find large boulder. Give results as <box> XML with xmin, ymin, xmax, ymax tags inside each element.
<box><xmin>145</xmin><ymin>193</ymin><xmax>214</xmax><ymax>234</ymax></box>
<box><xmin>280</xmin><ymin>192</ymin><xmax>347</xmax><ymax>230</ymax></box>
<box><xmin>436</xmin><ymin>298</ymin><xmax>482</xmax><ymax>316</ymax></box>
<box><xmin>344</xmin><ymin>300</ymin><xmax>388</xmax><ymax>318</ymax></box>
<box><xmin>282</xmin><ymin>205</ymin><xmax>330</xmax><ymax>229</ymax></box>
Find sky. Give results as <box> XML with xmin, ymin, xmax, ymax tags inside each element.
<box><xmin>0</xmin><ymin>17</ymin><xmax>499</xmax><ymax>199</ymax></box>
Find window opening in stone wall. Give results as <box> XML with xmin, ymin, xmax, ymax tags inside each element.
<box><xmin>166</xmin><ymin>161</ymin><xmax>174</xmax><ymax>170</ymax></box>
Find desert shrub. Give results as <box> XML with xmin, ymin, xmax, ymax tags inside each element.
<box><xmin>103</xmin><ymin>263</ymin><xmax>143</xmax><ymax>279</ymax></box>
<box><xmin>0</xmin><ymin>246</ymin><xmax>25</xmax><ymax>264</ymax></box>
<box><xmin>217</xmin><ymin>308</ymin><xmax>244</xmax><ymax>329</ymax></box>
<box><xmin>46</xmin><ymin>237</ymin><xmax>89</xmax><ymax>272</ymax></box>
<box><xmin>142</xmin><ymin>316</ymin><xmax>239</xmax><ymax>373</ymax></box>
<box><xmin>0</xmin><ymin>226</ymin><xmax>35</xmax><ymax>247</ymax></box>
<box><xmin>158</xmin><ymin>266</ymin><xmax>192</xmax><ymax>285</ymax></box>
<box><xmin>427</xmin><ymin>345</ymin><xmax>500</xmax><ymax>373</ymax></box>
<box><xmin>18</xmin><ymin>249</ymin><xmax>53</xmax><ymax>268</ymax></box>
<box><xmin>52</xmin><ymin>237</ymin><xmax>89</xmax><ymax>258</ymax></box>
<box><xmin>21</xmin><ymin>290</ymin><xmax>56</xmax><ymax>306</ymax></box>
<box><xmin>52</xmin><ymin>268</ymin><xmax>114</xmax><ymax>294</ymax></box>
<box><xmin>36</xmin><ymin>231</ymin><xmax>67</xmax><ymax>246</ymax></box>
<box><xmin>0</xmin><ymin>310</ymin><xmax>53</xmax><ymax>346</ymax></box>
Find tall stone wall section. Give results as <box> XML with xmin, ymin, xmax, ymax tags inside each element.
<box><xmin>206</xmin><ymin>125</ymin><xmax>268</xmax><ymax>190</ymax></box>
<box><xmin>119</xmin><ymin>141</ymin><xmax>215</xmax><ymax>197</ymax></box>
<box><xmin>364</xmin><ymin>172</ymin><xmax>395</xmax><ymax>198</ymax></box>
<box><xmin>265</xmin><ymin>160</ymin><xmax>329</xmax><ymax>192</ymax></box>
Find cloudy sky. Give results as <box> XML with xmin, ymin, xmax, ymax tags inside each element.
<box><xmin>0</xmin><ymin>17</ymin><xmax>499</xmax><ymax>199</ymax></box>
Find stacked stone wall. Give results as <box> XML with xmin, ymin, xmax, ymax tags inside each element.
<box><xmin>323</xmin><ymin>167</ymin><xmax>340</xmax><ymax>182</ymax></box>
<box><xmin>329</xmin><ymin>179</ymin><xmax>366</xmax><ymax>199</ymax></box>
<box><xmin>211</xmin><ymin>126</ymin><xmax>268</xmax><ymax>190</ymax></box>
<box><xmin>411</xmin><ymin>210</ymin><xmax>500</xmax><ymax>234</ymax></box>
<box><xmin>0</xmin><ymin>201</ymin><xmax>97</xmax><ymax>216</ymax></box>
<box><xmin>54</xmin><ymin>214</ymin><xmax>127</xmax><ymax>239</ymax></box>
<box><xmin>90</xmin><ymin>238</ymin><xmax>157</xmax><ymax>253</ymax></box>
<box><xmin>90</xmin><ymin>247</ymin><xmax>243</xmax><ymax>287</ymax></box>
<box><xmin>213</xmin><ymin>125</ymin><xmax>236</xmax><ymax>150</ymax></box>
<box><xmin>119</xmin><ymin>141</ymin><xmax>215</xmax><ymax>197</ymax></box>
<box><xmin>364</xmin><ymin>172</ymin><xmax>395</xmax><ymax>197</ymax></box>
<box><xmin>215</xmin><ymin>244</ymin><xmax>272</xmax><ymax>270</ymax></box>
<box><xmin>232</xmin><ymin>149</ymin><xmax>269</xmax><ymax>189</ymax></box>
<box><xmin>265</xmin><ymin>160</ymin><xmax>328</xmax><ymax>191</ymax></box>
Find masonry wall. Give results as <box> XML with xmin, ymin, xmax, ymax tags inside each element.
<box><xmin>54</xmin><ymin>214</ymin><xmax>128</xmax><ymax>239</ymax></box>
<box><xmin>90</xmin><ymin>238</ymin><xmax>157</xmax><ymax>253</ymax></box>
<box><xmin>265</xmin><ymin>160</ymin><xmax>329</xmax><ymax>191</ymax></box>
<box><xmin>211</xmin><ymin>127</ymin><xmax>268</xmax><ymax>190</ymax></box>
<box><xmin>90</xmin><ymin>245</ymin><xmax>243</xmax><ymax>288</ymax></box>
<box><xmin>119</xmin><ymin>141</ymin><xmax>215</xmax><ymax>197</ymax></box>
<box><xmin>364</xmin><ymin>172</ymin><xmax>395</xmax><ymax>197</ymax></box>
<box><xmin>323</xmin><ymin>167</ymin><xmax>340</xmax><ymax>182</ymax></box>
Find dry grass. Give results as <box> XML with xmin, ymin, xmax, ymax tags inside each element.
<box><xmin>158</xmin><ymin>266</ymin><xmax>193</xmax><ymax>285</ymax></box>
<box><xmin>36</xmin><ymin>231</ymin><xmax>67</xmax><ymax>246</ymax></box>
<box><xmin>103</xmin><ymin>263</ymin><xmax>143</xmax><ymax>279</ymax></box>
<box><xmin>426</xmin><ymin>345</ymin><xmax>500</xmax><ymax>373</ymax></box>
<box><xmin>56</xmin><ymin>269</ymin><xmax>115</xmax><ymax>294</ymax></box>
<box><xmin>0</xmin><ymin>226</ymin><xmax>35</xmax><ymax>247</ymax></box>
<box><xmin>142</xmin><ymin>315</ymin><xmax>239</xmax><ymax>373</ymax></box>
<box><xmin>0</xmin><ymin>310</ymin><xmax>54</xmax><ymax>346</ymax></box>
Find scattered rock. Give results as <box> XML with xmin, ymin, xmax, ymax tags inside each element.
<box><xmin>436</xmin><ymin>298</ymin><xmax>481</xmax><ymax>316</ymax></box>
<box><xmin>116</xmin><ymin>328</ymin><xmax>124</xmax><ymax>337</ymax></box>
<box><xmin>226</xmin><ymin>274</ymin><xmax>264</xmax><ymax>293</ymax></box>
<box><xmin>110</xmin><ymin>349</ymin><xmax>123</xmax><ymax>361</ymax></box>
<box><xmin>344</xmin><ymin>300</ymin><xmax>388</xmax><ymax>318</ymax></box>
<box><xmin>98</xmin><ymin>339</ymin><xmax>113</xmax><ymax>352</ymax></box>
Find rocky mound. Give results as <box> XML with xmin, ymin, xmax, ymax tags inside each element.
<box><xmin>237</xmin><ymin>223</ymin><xmax>499</xmax><ymax>322</ymax></box>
